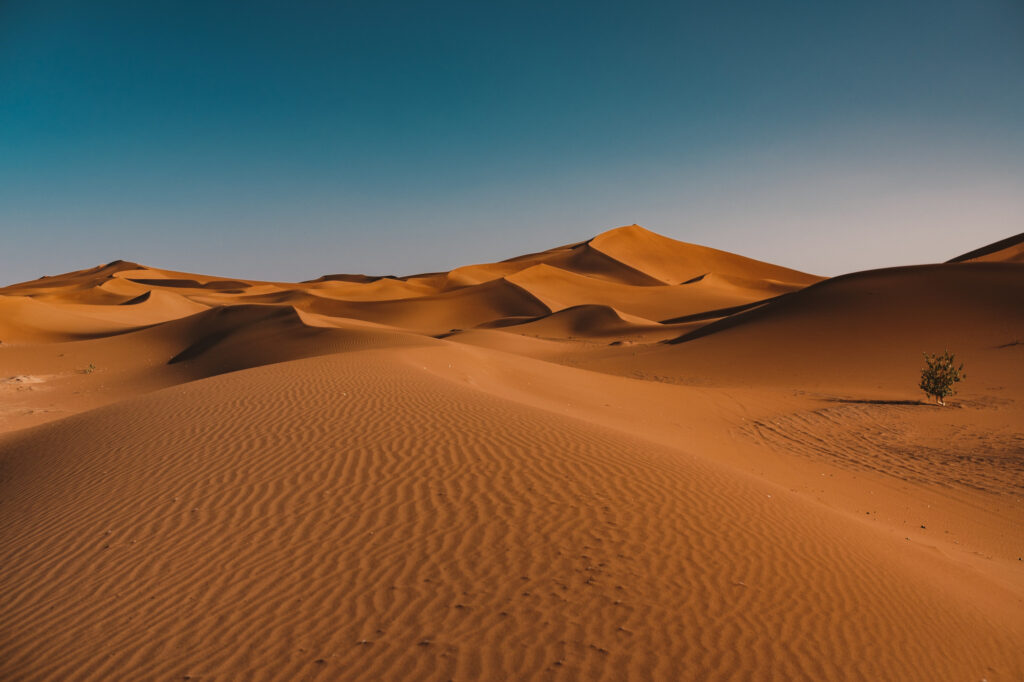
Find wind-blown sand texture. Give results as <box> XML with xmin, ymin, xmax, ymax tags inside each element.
<box><xmin>1</xmin><ymin>226</ymin><xmax>1022</xmax><ymax>681</ymax></box>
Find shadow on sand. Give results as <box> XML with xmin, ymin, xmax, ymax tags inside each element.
<box><xmin>821</xmin><ymin>398</ymin><xmax>927</xmax><ymax>406</ymax></box>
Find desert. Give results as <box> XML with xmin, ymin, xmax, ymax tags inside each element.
<box><xmin>1</xmin><ymin>226</ymin><xmax>1022</xmax><ymax>680</ymax></box>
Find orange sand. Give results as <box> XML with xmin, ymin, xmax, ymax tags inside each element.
<box><xmin>1</xmin><ymin>226</ymin><xmax>1021</xmax><ymax>680</ymax></box>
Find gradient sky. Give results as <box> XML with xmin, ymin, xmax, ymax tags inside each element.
<box><xmin>2</xmin><ymin>0</ymin><xmax>1022</xmax><ymax>284</ymax></box>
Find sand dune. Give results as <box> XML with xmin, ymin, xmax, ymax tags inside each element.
<box><xmin>588</xmin><ymin>224</ymin><xmax>822</xmax><ymax>286</ymax></box>
<box><xmin>0</xmin><ymin>226</ymin><xmax>819</xmax><ymax>341</ymax></box>
<box><xmin>300</xmin><ymin>278</ymin><xmax>553</xmax><ymax>335</ymax></box>
<box><xmin>164</xmin><ymin>305</ymin><xmax>437</xmax><ymax>380</ymax></box>
<box><xmin>502</xmin><ymin>264</ymin><xmax>764</xmax><ymax>321</ymax></box>
<box><xmin>0</xmin><ymin>293</ymin><xmax>193</xmax><ymax>344</ymax></box>
<box><xmin>490</xmin><ymin>304</ymin><xmax>675</xmax><ymax>341</ymax></box>
<box><xmin>3</xmin><ymin>348</ymin><xmax>1022</xmax><ymax>681</ymax></box>
<box><xmin>1</xmin><ymin>260</ymin><xmax>145</xmax><ymax>293</ymax></box>
<box><xmin>605</xmin><ymin>262</ymin><xmax>1024</xmax><ymax>390</ymax></box>
<box><xmin>1</xmin><ymin>227</ymin><xmax>1022</xmax><ymax>681</ymax></box>
<box><xmin>306</xmin><ymin>277</ymin><xmax>439</xmax><ymax>302</ymax></box>
<box><xmin>948</xmin><ymin>232</ymin><xmax>1024</xmax><ymax>264</ymax></box>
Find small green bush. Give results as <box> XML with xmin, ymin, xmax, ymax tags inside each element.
<box><xmin>919</xmin><ymin>351</ymin><xmax>964</xmax><ymax>406</ymax></box>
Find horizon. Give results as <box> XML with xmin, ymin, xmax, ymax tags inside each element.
<box><xmin>3</xmin><ymin>223</ymin><xmax>1020</xmax><ymax>288</ymax></box>
<box><xmin>2</xmin><ymin>1</ymin><xmax>1022</xmax><ymax>285</ymax></box>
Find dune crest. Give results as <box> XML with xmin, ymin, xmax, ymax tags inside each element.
<box><xmin>0</xmin><ymin>227</ymin><xmax>821</xmax><ymax>341</ymax></box>
<box><xmin>948</xmin><ymin>232</ymin><xmax>1024</xmax><ymax>264</ymax></box>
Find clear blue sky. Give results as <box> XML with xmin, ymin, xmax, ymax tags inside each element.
<box><xmin>2</xmin><ymin>0</ymin><xmax>1022</xmax><ymax>284</ymax></box>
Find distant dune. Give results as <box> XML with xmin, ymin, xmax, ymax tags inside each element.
<box><xmin>2</xmin><ymin>226</ymin><xmax>1022</xmax><ymax>681</ymax></box>
<box><xmin>946</xmin><ymin>231</ymin><xmax>1024</xmax><ymax>264</ymax></box>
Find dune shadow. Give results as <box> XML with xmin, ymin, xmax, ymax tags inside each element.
<box><xmin>821</xmin><ymin>398</ymin><xmax>927</xmax><ymax>406</ymax></box>
<box><xmin>128</xmin><ymin>278</ymin><xmax>251</xmax><ymax>290</ymax></box>
<box><xmin>119</xmin><ymin>291</ymin><xmax>151</xmax><ymax>305</ymax></box>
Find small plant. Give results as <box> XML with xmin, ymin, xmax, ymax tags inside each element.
<box><xmin>83</xmin><ymin>362</ymin><xmax>96</xmax><ymax>374</ymax></box>
<box><xmin>919</xmin><ymin>351</ymin><xmax>964</xmax><ymax>406</ymax></box>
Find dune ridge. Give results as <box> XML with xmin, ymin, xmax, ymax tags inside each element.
<box><xmin>948</xmin><ymin>232</ymin><xmax>1024</xmax><ymax>264</ymax></box>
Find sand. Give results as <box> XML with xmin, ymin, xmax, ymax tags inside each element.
<box><xmin>1</xmin><ymin>226</ymin><xmax>1021</xmax><ymax>681</ymax></box>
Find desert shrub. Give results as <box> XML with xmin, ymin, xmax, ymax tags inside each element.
<box><xmin>919</xmin><ymin>351</ymin><xmax>964</xmax><ymax>406</ymax></box>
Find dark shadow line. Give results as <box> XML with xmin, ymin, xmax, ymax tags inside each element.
<box><xmin>821</xmin><ymin>398</ymin><xmax>927</xmax><ymax>406</ymax></box>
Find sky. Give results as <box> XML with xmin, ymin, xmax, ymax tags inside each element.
<box><xmin>2</xmin><ymin>0</ymin><xmax>1022</xmax><ymax>284</ymax></box>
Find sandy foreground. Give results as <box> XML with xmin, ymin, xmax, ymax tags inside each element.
<box><xmin>1</xmin><ymin>225</ymin><xmax>1022</xmax><ymax>681</ymax></box>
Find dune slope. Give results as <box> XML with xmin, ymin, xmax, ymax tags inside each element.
<box><xmin>2</xmin><ymin>348</ymin><xmax>1021</xmax><ymax>681</ymax></box>
<box><xmin>590</xmin><ymin>262</ymin><xmax>1024</xmax><ymax>390</ymax></box>
<box><xmin>948</xmin><ymin>232</ymin><xmax>1024</xmax><ymax>264</ymax></box>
